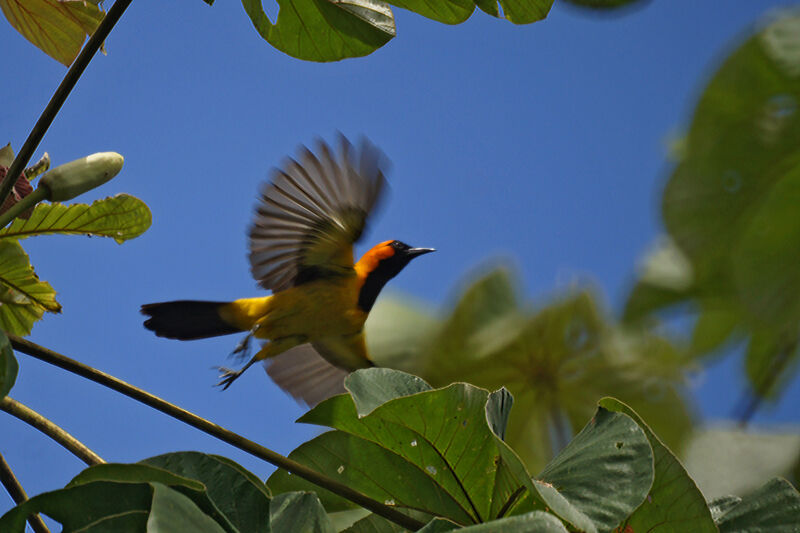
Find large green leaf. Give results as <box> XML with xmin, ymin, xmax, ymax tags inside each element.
<box><xmin>714</xmin><ymin>478</ymin><xmax>800</xmax><ymax>532</ymax></box>
<box><xmin>0</xmin><ymin>240</ymin><xmax>60</xmax><ymax>335</ymax></box>
<box><xmin>538</xmin><ymin>406</ymin><xmax>653</xmax><ymax>532</ymax></box>
<box><xmin>452</xmin><ymin>511</ymin><xmax>567</xmax><ymax>532</ymax></box>
<box><xmin>599</xmin><ymin>398</ymin><xmax>716</xmax><ymax>533</ymax></box>
<box><xmin>0</xmin><ymin>0</ymin><xmax>105</xmax><ymax>66</ymax></box>
<box><xmin>241</xmin><ymin>0</ymin><xmax>395</xmax><ymax>62</ymax></box>
<box><xmin>0</xmin><ymin>194</ymin><xmax>152</xmax><ymax>244</ymax></box>
<box><xmin>0</xmin><ymin>328</ymin><xmax>17</xmax><ymax>398</ymax></box>
<box><xmin>270</xmin><ymin>492</ymin><xmax>336</xmax><ymax>533</ymax></box>
<box><xmin>141</xmin><ymin>452</ymin><xmax>271</xmax><ymax>533</ymax></box>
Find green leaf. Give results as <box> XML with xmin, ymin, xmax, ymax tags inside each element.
<box><xmin>341</xmin><ymin>512</ymin><xmax>407</xmax><ymax>533</ymax></box>
<box><xmin>366</xmin><ymin>294</ymin><xmax>439</xmax><ymax>372</ymax></box>
<box><xmin>744</xmin><ymin>328</ymin><xmax>799</xmax><ymax>401</ymax></box>
<box><xmin>66</xmin><ymin>462</ymin><xmax>239</xmax><ymax>533</ymax></box>
<box><xmin>0</xmin><ymin>240</ymin><xmax>60</xmax><ymax>335</ymax></box>
<box><xmin>662</xmin><ymin>11</ymin><xmax>800</xmax><ymax>328</ymax></box>
<box><xmin>0</xmin><ymin>328</ymin><xmax>17</xmax><ymax>398</ymax></box>
<box><xmin>270</xmin><ymin>492</ymin><xmax>335</xmax><ymax>533</ymax></box>
<box><xmin>241</xmin><ymin>0</ymin><xmax>395</xmax><ymax>62</ymax></box>
<box><xmin>148</xmin><ymin>483</ymin><xmax>227</xmax><ymax>533</ymax></box>
<box><xmin>485</xmin><ymin>388</ymin><xmax>513</xmax><ymax>441</ymax></box>
<box><xmin>690</xmin><ymin>304</ymin><xmax>740</xmax><ymax>357</ymax></box>
<box><xmin>23</xmin><ymin>153</ymin><xmax>50</xmax><ymax>181</ymax></box>
<box><xmin>708</xmin><ymin>496</ymin><xmax>742</xmax><ymax>522</ymax></box>
<box><xmin>0</xmin><ymin>481</ymin><xmax>152</xmax><ymax>532</ymax></box>
<box><xmin>141</xmin><ymin>452</ymin><xmax>271</xmax><ymax>533</ymax></box>
<box><xmin>0</xmin><ymin>144</ymin><xmax>14</xmax><ymax>167</ymax></box>
<box><xmin>715</xmin><ymin>478</ymin><xmax>800</xmax><ymax>532</ymax></box>
<box><xmin>538</xmin><ymin>405</ymin><xmax>653</xmax><ymax>532</ymax></box>
<box><xmin>301</xmin><ymin>369</ymin><xmax>537</xmax><ymax>525</ymax></box>
<box><xmin>0</xmin><ymin>0</ymin><xmax>105</xmax><ymax>66</ymax></box>
<box><xmin>0</xmin><ymin>194</ymin><xmax>152</xmax><ymax>244</ymax></box>
<box><xmin>344</xmin><ymin>367</ymin><xmax>431</xmax><ymax>416</ymax></box>
<box><xmin>453</xmin><ymin>511</ymin><xmax>567</xmax><ymax>532</ymax></box>
<box><xmin>599</xmin><ymin>398</ymin><xmax>716</xmax><ymax>533</ymax></box>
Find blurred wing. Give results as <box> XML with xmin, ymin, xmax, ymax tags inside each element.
<box><xmin>249</xmin><ymin>135</ymin><xmax>387</xmax><ymax>292</ymax></box>
<box><xmin>264</xmin><ymin>344</ymin><xmax>349</xmax><ymax>407</ymax></box>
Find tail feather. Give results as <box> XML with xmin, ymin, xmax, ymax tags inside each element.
<box><xmin>141</xmin><ymin>300</ymin><xmax>242</xmax><ymax>340</ymax></box>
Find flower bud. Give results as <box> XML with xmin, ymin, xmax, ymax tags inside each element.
<box><xmin>39</xmin><ymin>152</ymin><xmax>124</xmax><ymax>201</ymax></box>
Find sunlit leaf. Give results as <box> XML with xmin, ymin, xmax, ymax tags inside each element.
<box><xmin>0</xmin><ymin>144</ymin><xmax>14</xmax><ymax>167</ymax></box>
<box><xmin>0</xmin><ymin>0</ymin><xmax>105</xmax><ymax>66</ymax></box>
<box><xmin>714</xmin><ymin>478</ymin><xmax>800</xmax><ymax>532</ymax></box>
<box><xmin>270</xmin><ymin>492</ymin><xmax>335</xmax><ymax>533</ymax></box>
<box><xmin>0</xmin><ymin>240</ymin><xmax>60</xmax><ymax>336</ymax></box>
<box><xmin>241</xmin><ymin>0</ymin><xmax>395</xmax><ymax>62</ymax></box>
<box><xmin>446</xmin><ymin>511</ymin><xmax>568</xmax><ymax>531</ymax></box>
<box><xmin>0</xmin><ymin>194</ymin><xmax>151</xmax><ymax>244</ymax></box>
<box><xmin>0</xmin><ymin>329</ymin><xmax>17</xmax><ymax>398</ymax></box>
<box><xmin>600</xmin><ymin>398</ymin><xmax>716</xmax><ymax>533</ymax></box>
<box><xmin>23</xmin><ymin>153</ymin><xmax>50</xmax><ymax>181</ymax></box>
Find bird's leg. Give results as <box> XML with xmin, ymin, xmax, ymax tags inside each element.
<box><xmin>215</xmin><ymin>357</ymin><xmax>258</xmax><ymax>390</ymax></box>
<box><xmin>230</xmin><ymin>324</ymin><xmax>260</xmax><ymax>363</ymax></box>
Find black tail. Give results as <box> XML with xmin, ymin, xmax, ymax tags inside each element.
<box><xmin>141</xmin><ymin>300</ymin><xmax>242</xmax><ymax>340</ymax></box>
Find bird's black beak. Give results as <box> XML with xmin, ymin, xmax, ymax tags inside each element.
<box><xmin>406</xmin><ymin>247</ymin><xmax>436</xmax><ymax>258</ymax></box>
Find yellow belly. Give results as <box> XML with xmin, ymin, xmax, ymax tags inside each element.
<box><xmin>219</xmin><ymin>276</ymin><xmax>367</xmax><ymax>341</ymax></box>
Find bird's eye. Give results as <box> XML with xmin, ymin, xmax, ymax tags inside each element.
<box><xmin>391</xmin><ymin>240</ymin><xmax>407</xmax><ymax>250</ymax></box>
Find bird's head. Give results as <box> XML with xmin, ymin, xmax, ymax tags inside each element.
<box><xmin>355</xmin><ymin>240</ymin><xmax>435</xmax><ymax>311</ymax></box>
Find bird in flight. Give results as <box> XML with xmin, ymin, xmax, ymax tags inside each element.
<box><xmin>141</xmin><ymin>135</ymin><xmax>434</xmax><ymax>406</ymax></box>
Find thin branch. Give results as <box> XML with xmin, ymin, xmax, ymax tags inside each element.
<box><xmin>8</xmin><ymin>335</ymin><xmax>426</xmax><ymax>531</ymax></box>
<box><xmin>0</xmin><ymin>397</ymin><xmax>104</xmax><ymax>466</ymax></box>
<box><xmin>0</xmin><ymin>0</ymin><xmax>134</xmax><ymax>210</ymax></box>
<box><xmin>0</xmin><ymin>453</ymin><xmax>50</xmax><ymax>533</ymax></box>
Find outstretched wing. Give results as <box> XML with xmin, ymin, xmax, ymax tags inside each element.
<box><xmin>249</xmin><ymin>135</ymin><xmax>387</xmax><ymax>292</ymax></box>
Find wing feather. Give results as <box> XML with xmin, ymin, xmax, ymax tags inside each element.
<box><xmin>249</xmin><ymin>135</ymin><xmax>387</xmax><ymax>291</ymax></box>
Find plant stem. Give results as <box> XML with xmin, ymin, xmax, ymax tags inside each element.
<box><xmin>0</xmin><ymin>453</ymin><xmax>51</xmax><ymax>533</ymax></box>
<box><xmin>8</xmin><ymin>335</ymin><xmax>426</xmax><ymax>531</ymax></box>
<box><xmin>0</xmin><ymin>187</ymin><xmax>48</xmax><ymax>229</ymax></box>
<box><xmin>0</xmin><ymin>397</ymin><xmax>104</xmax><ymax>466</ymax></box>
<box><xmin>0</xmin><ymin>0</ymin><xmax>134</xmax><ymax>210</ymax></box>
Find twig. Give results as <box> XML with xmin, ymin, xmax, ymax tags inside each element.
<box><xmin>0</xmin><ymin>0</ymin><xmax>134</xmax><ymax>211</ymax></box>
<box><xmin>0</xmin><ymin>397</ymin><xmax>104</xmax><ymax>466</ymax></box>
<box><xmin>8</xmin><ymin>334</ymin><xmax>426</xmax><ymax>531</ymax></box>
<box><xmin>0</xmin><ymin>452</ymin><xmax>50</xmax><ymax>533</ymax></box>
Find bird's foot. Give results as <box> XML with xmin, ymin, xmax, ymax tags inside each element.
<box><xmin>230</xmin><ymin>330</ymin><xmax>255</xmax><ymax>362</ymax></box>
<box><xmin>215</xmin><ymin>366</ymin><xmax>243</xmax><ymax>390</ymax></box>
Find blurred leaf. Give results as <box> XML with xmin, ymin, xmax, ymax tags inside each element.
<box><xmin>241</xmin><ymin>0</ymin><xmax>395</xmax><ymax>62</ymax></box>
<box><xmin>539</xmin><ymin>406</ymin><xmax>653</xmax><ymax>532</ymax></box>
<box><xmin>689</xmin><ymin>304</ymin><xmax>741</xmax><ymax>357</ymax></box>
<box><xmin>0</xmin><ymin>240</ymin><xmax>60</xmax><ymax>336</ymax></box>
<box><xmin>744</xmin><ymin>330</ymin><xmax>799</xmax><ymax>402</ymax></box>
<box><xmin>270</xmin><ymin>492</ymin><xmax>335</xmax><ymax>533</ymax></box>
<box><xmin>387</xmin><ymin>268</ymin><xmax>692</xmax><ymax>473</ymax></box>
<box><xmin>0</xmin><ymin>194</ymin><xmax>152</xmax><ymax>244</ymax></box>
<box><xmin>0</xmin><ymin>329</ymin><xmax>17</xmax><ymax>398</ymax></box>
<box><xmin>600</xmin><ymin>398</ymin><xmax>716</xmax><ymax>533</ymax></box>
<box><xmin>714</xmin><ymin>478</ymin><xmax>800</xmax><ymax>532</ymax></box>
<box><xmin>148</xmin><ymin>482</ymin><xmax>227</xmax><ymax>533</ymax></box>
<box><xmin>0</xmin><ymin>0</ymin><xmax>105</xmax><ymax>66</ymax></box>
<box><xmin>367</xmin><ymin>294</ymin><xmax>439</xmax><ymax>371</ymax></box>
<box><xmin>141</xmin><ymin>452</ymin><xmax>271</xmax><ymax>533</ymax></box>
<box><xmin>0</xmin><ymin>144</ymin><xmax>14</xmax><ymax>167</ymax></box>
<box><xmin>683</xmin><ymin>427</ymin><xmax>800</xmax><ymax>501</ymax></box>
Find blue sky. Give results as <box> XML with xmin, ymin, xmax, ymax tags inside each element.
<box><xmin>1</xmin><ymin>0</ymin><xmax>798</xmax><ymax>513</ymax></box>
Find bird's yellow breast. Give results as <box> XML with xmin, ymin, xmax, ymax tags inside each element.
<box><xmin>219</xmin><ymin>275</ymin><xmax>368</xmax><ymax>340</ymax></box>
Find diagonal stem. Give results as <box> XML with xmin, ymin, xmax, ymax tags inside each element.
<box><xmin>8</xmin><ymin>334</ymin><xmax>425</xmax><ymax>531</ymax></box>
<box><xmin>0</xmin><ymin>0</ymin><xmax>134</xmax><ymax>211</ymax></box>
<box><xmin>0</xmin><ymin>452</ymin><xmax>50</xmax><ymax>533</ymax></box>
<box><xmin>0</xmin><ymin>397</ymin><xmax>104</xmax><ymax>466</ymax></box>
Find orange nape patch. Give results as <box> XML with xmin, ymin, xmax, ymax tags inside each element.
<box><xmin>354</xmin><ymin>240</ymin><xmax>396</xmax><ymax>279</ymax></box>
